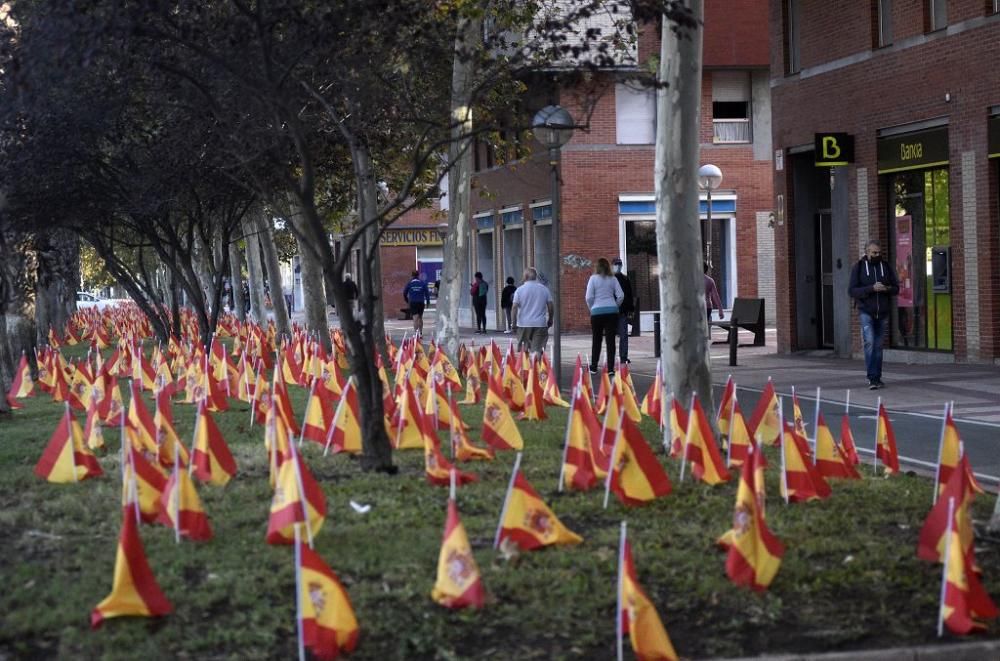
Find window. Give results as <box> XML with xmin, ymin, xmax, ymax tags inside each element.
<box><xmin>615</xmin><ymin>82</ymin><xmax>655</xmax><ymax>145</ymax></box>
<box><xmin>875</xmin><ymin>0</ymin><xmax>893</xmax><ymax>46</ymax></box>
<box><xmin>928</xmin><ymin>0</ymin><xmax>947</xmax><ymax>30</ymax></box>
<box><xmin>712</xmin><ymin>71</ymin><xmax>751</xmax><ymax>143</ymax></box>
<box><xmin>786</xmin><ymin>0</ymin><xmax>800</xmax><ymax>74</ymax></box>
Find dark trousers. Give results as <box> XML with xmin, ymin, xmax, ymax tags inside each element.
<box><xmin>590</xmin><ymin>312</ymin><xmax>619</xmax><ymax>371</ymax></box>
<box><xmin>474</xmin><ymin>298</ymin><xmax>487</xmax><ymax>331</ymax></box>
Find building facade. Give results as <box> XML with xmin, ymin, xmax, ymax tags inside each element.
<box><xmin>456</xmin><ymin>0</ymin><xmax>774</xmax><ymax>333</ymax></box>
<box><xmin>770</xmin><ymin>0</ymin><xmax>1000</xmax><ymax>362</ymax></box>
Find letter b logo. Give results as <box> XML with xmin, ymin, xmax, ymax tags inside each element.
<box><xmin>822</xmin><ymin>136</ymin><xmax>841</xmax><ymax>160</ymax></box>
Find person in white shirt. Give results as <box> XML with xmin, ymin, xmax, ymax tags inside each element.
<box><xmin>511</xmin><ymin>268</ymin><xmax>553</xmax><ymax>355</ymax></box>
<box><xmin>584</xmin><ymin>257</ymin><xmax>623</xmax><ymax>375</ymax></box>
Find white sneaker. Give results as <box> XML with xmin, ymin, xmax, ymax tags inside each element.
<box><xmin>503</xmin><ymin>329</ymin><xmax>512</xmax><ymax>334</ymax></box>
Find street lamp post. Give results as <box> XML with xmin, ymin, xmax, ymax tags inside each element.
<box><xmin>697</xmin><ymin>164</ymin><xmax>723</xmax><ymax>269</ymax></box>
<box><xmin>532</xmin><ymin>105</ymin><xmax>574</xmax><ymax>390</ymax></box>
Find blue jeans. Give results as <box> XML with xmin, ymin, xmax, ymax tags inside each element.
<box><xmin>859</xmin><ymin>312</ymin><xmax>887</xmax><ymax>382</ymax></box>
<box><xmin>617</xmin><ymin>314</ymin><xmax>629</xmax><ymax>361</ymax></box>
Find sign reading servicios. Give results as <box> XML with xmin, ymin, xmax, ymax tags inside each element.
<box><xmin>379</xmin><ymin>228</ymin><xmax>444</xmax><ymax>247</ymax></box>
<box><xmin>877</xmin><ymin>126</ymin><xmax>949</xmax><ymax>174</ymax></box>
<box><xmin>814</xmin><ymin>133</ymin><xmax>854</xmax><ymax>166</ymax></box>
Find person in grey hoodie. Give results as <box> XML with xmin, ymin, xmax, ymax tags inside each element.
<box><xmin>848</xmin><ymin>240</ymin><xmax>899</xmax><ymax>390</ymax></box>
<box><xmin>585</xmin><ymin>257</ymin><xmax>624</xmax><ymax>375</ymax></box>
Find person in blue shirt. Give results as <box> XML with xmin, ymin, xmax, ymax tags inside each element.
<box><xmin>403</xmin><ymin>270</ymin><xmax>431</xmax><ymax>337</ymax></box>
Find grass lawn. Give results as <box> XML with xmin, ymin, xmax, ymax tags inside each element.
<box><xmin>1</xmin><ymin>346</ymin><xmax>998</xmax><ymax>660</ymax></box>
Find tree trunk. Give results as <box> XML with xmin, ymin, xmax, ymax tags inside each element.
<box><xmin>436</xmin><ymin>10</ymin><xmax>480</xmax><ymax>363</ymax></box>
<box><xmin>34</xmin><ymin>229</ymin><xmax>80</xmax><ymax>345</ymax></box>
<box><xmin>255</xmin><ymin>210</ymin><xmax>291</xmax><ymax>339</ymax></box>
<box><xmin>228</xmin><ymin>238</ymin><xmax>246</xmax><ymax>320</ymax></box>
<box><xmin>192</xmin><ymin>230</ymin><xmax>215</xmax><ymax>318</ymax></box>
<box><xmin>287</xmin><ymin>204</ymin><xmax>331</xmax><ymax>352</ymax></box>
<box><xmin>243</xmin><ymin>217</ymin><xmax>267</xmax><ymax>323</ymax></box>
<box><xmin>989</xmin><ymin>492</ymin><xmax>1000</xmax><ymax>534</ymax></box>
<box><xmin>655</xmin><ymin>2</ymin><xmax>715</xmax><ymax>423</ymax></box>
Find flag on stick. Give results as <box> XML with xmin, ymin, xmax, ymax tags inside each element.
<box><xmin>296</xmin><ymin>531</ymin><xmax>360</xmax><ymax>660</ymax></box>
<box><xmin>617</xmin><ymin>522</ymin><xmax>679</xmax><ymax>661</ymax></box>
<box><xmin>496</xmin><ymin>454</ymin><xmax>581</xmax><ymax>550</ymax></box>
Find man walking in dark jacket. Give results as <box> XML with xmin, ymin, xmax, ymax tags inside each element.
<box><xmin>611</xmin><ymin>257</ymin><xmax>634</xmax><ymax>364</ymax></box>
<box><xmin>848</xmin><ymin>241</ymin><xmax>899</xmax><ymax>390</ymax></box>
<box><xmin>403</xmin><ymin>270</ymin><xmax>431</xmax><ymax>338</ymax></box>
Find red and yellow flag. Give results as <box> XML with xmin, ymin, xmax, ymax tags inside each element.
<box><xmin>126</xmin><ymin>381</ymin><xmax>158</xmax><ymax>455</ymax></box>
<box><xmin>725</xmin><ymin>400</ymin><xmax>752</xmax><ymax>468</ymax></box>
<box><xmin>267</xmin><ymin>450</ymin><xmax>327</xmax><ymax>545</ymax></box>
<box><xmin>460</xmin><ymin>361</ymin><xmax>483</xmax><ymax>405</ymax></box>
<box><xmin>481</xmin><ymin>370</ymin><xmax>524</xmax><ymax>451</ymax></box>
<box><xmin>594</xmin><ymin>365</ymin><xmax>612</xmax><ymax>416</ymax></box>
<box><xmin>423</xmin><ymin>412</ymin><xmax>477</xmax><ymax>487</ymax></box>
<box><xmin>540</xmin><ymin>354</ymin><xmax>569</xmax><ymax>408</ymax></box>
<box><xmin>791</xmin><ymin>391</ymin><xmax>808</xmax><ymax>438</ymax></box>
<box><xmin>192</xmin><ymin>402</ymin><xmax>237</xmax><ymax>486</ymax></box>
<box><xmin>91</xmin><ymin>505</ymin><xmax>173</xmax><ymax>628</ymax></box>
<box><xmin>448</xmin><ymin>396</ymin><xmax>493</xmax><ymax>462</ymax></box>
<box><xmin>34</xmin><ymin>407</ymin><xmax>104</xmax><ymax>482</ymax></box>
<box><xmin>158</xmin><ymin>462</ymin><xmax>212</xmax><ymax>541</ymax></box>
<box><xmin>639</xmin><ymin>362</ymin><xmax>664</xmax><ymax>426</ymax></box>
<box><xmin>667</xmin><ymin>397</ymin><xmax>688</xmax><ymax>458</ymax></box>
<box><xmin>780</xmin><ymin>423</ymin><xmax>831</xmax><ymax>502</ymax></box>
<box><xmin>620</xmin><ymin>536</ymin><xmax>679</xmax><ymax>661</ymax></box>
<box><xmin>814</xmin><ymin>411</ymin><xmax>860</xmax><ymax>480</ymax></box>
<box><xmin>918</xmin><ymin>454</ymin><xmax>980</xmax><ymax>565</ymax></box>
<box><xmin>325</xmin><ymin>378</ymin><xmax>362</xmax><ymax>455</ymax></box>
<box><xmin>722</xmin><ymin>443</ymin><xmax>785</xmax><ymax>591</ymax></box>
<box><xmin>609</xmin><ymin>417</ymin><xmax>673</xmax><ymax>506</ymax></box>
<box><xmin>562</xmin><ymin>386</ymin><xmax>603</xmax><ymax>490</ymax></box>
<box><xmin>154</xmin><ymin>388</ymin><xmax>189</xmax><ymax>469</ymax></box>
<box><xmin>749</xmin><ymin>380</ymin><xmax>781</xmax><ymax>446</ymax></box>
<box><xmin>519</xmin><ymin>358</ymin><xmax>547</xmax><ymax>421</ymax></box>
<box><xmin>122</xmin><ymin>446</ymin><xmax>167</xmax><ymax>524</ymax></box>
<box><xmin>301</xmin><ymin>381</ymin><xmax>335</xmax><ymax>446</ymax></box>
<box><xmin>875</xmin><ymin>402</ymin><xmax>900</xmax><ymax>474</ymax></box>
<box><xmin>498</xmin><ymin>472</ymin><xmax>582</xmax><ymax>549</ymax></box>
<box><xmin>683</xmin><ymin>397</ymin><xmax>731</xmax><ymax>486</ymax></box>
<box><xmin>393</xmin><ymin>381</ymin><xmax>426</xmax><ymax>450</ymax></box>
<box><xmin>936</xmin><ymin>408</ymin><xmax>984</xmax><ymax>497</ymax></box>
<box><xmin>298</xmin><ymin>540</ymin><xmax>360</xmax><ymax>660</ymax></box>
<box><xmin>839</xmin><ymin>414</ymin><xmax>860</xmax><ymax>465</ymax></box>
<box><xmin>83</xmin><ymin>397</ymin><xmax>106</xmax><ymax>451</ymax></box>
<box><xmin>716</xmin><ymin>375</ymin><xmax>735</xmax><ymax>437</ymax></box>
<box><xmin>431</xmin><ymin>499</ymin><xmax>485</xmax><ymax>609</ymax></box>
<box><xmin>6</xmin><ymin>352</ymin><xmax>34</xmax><ymax>408</ymax></box>
<box><xmin>939</xmin><ymin>495</ymin><xmax>998</xmax><ymax>635</ymax></box>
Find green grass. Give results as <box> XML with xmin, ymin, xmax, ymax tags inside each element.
<box><xmin>1</xmin><ymin>350</ymin><xmax>999</xmax><ymax>659</ymax></box>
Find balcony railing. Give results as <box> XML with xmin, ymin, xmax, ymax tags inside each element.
<box><xmin>713</xmin><ymin>118</ymin><xmax>751</xmax><ymax>144</ymax></box>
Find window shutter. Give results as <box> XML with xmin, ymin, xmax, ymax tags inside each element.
<box><xmin>615</xmin><ymin>83</ymin><xmax>655</xmax><ymax>145</ymax></box>
<box><xmin>712</xmin><ymin>71</ymin><xmax>750</xmax><ymax>102</ymax></box>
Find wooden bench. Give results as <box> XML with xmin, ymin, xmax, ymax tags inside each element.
<box><xmin>710</xmin><ymin>297</ymin><xmax>766</xmax><ymax>366</ymax></box>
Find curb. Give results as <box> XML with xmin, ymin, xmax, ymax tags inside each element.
<box><xmin>713</xmin><ymin>639</ymin><xmax>1000</xmax><ymax>661</ymax></box>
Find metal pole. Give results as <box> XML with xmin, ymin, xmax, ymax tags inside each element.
<box><xmin>705</xmin><ymin>187</ymin><xmax>713</xmax><ymax>268</ymax></box>
<box><xmin>551</xmin><ymin>146</ymin><xmax>562</xmax><ymax>391</ymax></box>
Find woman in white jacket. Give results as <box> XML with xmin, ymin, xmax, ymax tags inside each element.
<box><xmin>585</xmin><ymin>257</ymin><xmax>624</xmax><ymax>375</ymax></box>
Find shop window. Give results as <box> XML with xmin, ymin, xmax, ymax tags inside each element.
<box><xmin>888</xmin><ymin>168</ymin><xmax>952</xmax><ymax>351</ymax></box>
<box><xmin>712</xmin><ymin>71</ymin><xmax>751</xmax><ymax>143</ymax></box>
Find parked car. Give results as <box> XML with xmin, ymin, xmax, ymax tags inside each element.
<box><xmin>76</xmin><ymin>292</ymin><xmax>112</xmax><ymax>311</ymax></box>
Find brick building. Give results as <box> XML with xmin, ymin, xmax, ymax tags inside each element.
<box><xmin>380</xmin><ymin>1</ymin><xmax>775</xmax><ymax>333</ymax></box>
<box><xmin>770</xmin><ymin>0</ymin><xmax>1000</xmax><ymax>363</ymax></box>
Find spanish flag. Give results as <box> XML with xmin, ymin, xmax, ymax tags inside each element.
<box><xmin>519</xmin><ymin>358</ymin><xmax>547</xmax><ymax>421</ymax></box>
<box><xmin>935</xmin><ymin>406</ymin><xmax>984</xmax><ymax>499</ymax></box>
<box><xmin>449</xmin><ymin>397</ymin><xmax>494</xmax><ymax>462</ymax></box>
<box><xmin>265</xmin><ymin>405</ymin><xmax>293</xmax><ymax>490</ymax></box>
<box><xmin>324</xmin><ymin>377</ymin><xmax>362</xmax><ymax>455</ymax></box>
<box><xmin>6</xmin><ymin>352</ymin><xmax>33</xmax><ymax>408</ymax></box>
<box><xmin>725</xmin><ymin>400</ymin><xmax>752</xmax><ymax>469</ymax></box>
<box><xmin>682</xmin><ymin>396</ymin><xmax>731</xmax><ymax>486</ymax></box>
<box><xmin>126</xmin><ymin>381</ymin><xmax>158</xmax><ymax>455</ymax></box>
<box><xmin>122</xmin><ymin>445</ymin><xmax>167</xmax><ymax>524</ymax></box>
<box><xmin>938</xmin><ymin>496</ymin><xmax>998</xmax><ymax>635</ymax></box>
<box><xmin>481</xmin><ymin>370</ymin><xmax>524</xmax><ymax>451</ymax></box>
<box><xmin>297</xmin><ymin>538</ymin><xmax>360</xmax><ymax>660</ymax></box>
<box><xmin>918</xmin><ymin>454</ymin><xmax>979</xmax><ymax>565</ymax></box>
<box><xmin>716</xmin><ymin>375</ymin><xmax>735</xmax><ymax>437</ymax></box>
<box><xmin>540</xmin><ymin>354</ymin><xmax>569</xmax><ymax>408</ymax></box>
<box><xmin>192</xmin><ymin>401</ymin><xmax>237</xmax><ymax>487</ymax></box>
<box><xmin>154</xmin><ymin>388</ymin><xmax>188</xmax><ymax>469</ymax></box>
<box><xmin>618</xmin><ymin>526</ymin><xmax>679</xmax><ymax>661</ymax></box>
<box><xmin>780</xmin><ymin>423</ymin><xmax>831</xmax><ymax>502</ymax></box>
<box><xmin>497</xmin><ymin>470</ymin><xmax>582</xmax><ymax>550</ymax></box>
<box><xmin>618</xmin><ymin>366</ymin><xmax>642</xmax><ymax>423</ymax></box>
<box><xmin>599</xmin><ymin>386</ymin><xmax>625</xmax><ymax>455</ymax></box>
<box><xmin>158</xmin><ymin>459</ymin><xmax>212</xmax><ymax>541</ymax></box>
<box><xmin>460</xmin><ymin>361</ymin><xmax>483</xmax><ymax>405</ymax></box>
<box><xmin>267</xmin><ymin>447</ymin><xmax>327</xmax><ymax>545</ymax></box>
<box><xmin>83</xmin><ymin>396</ymin><xmax>105</xmax><ymax>451</ymax></box>
<box><xmin>594</xmin><ymin>365</ymin><xmax>612</xmax><ymax>416</ymax></box>
<box><xmin>749</xmin><ymin>380</ymin><xmax>781</xmax><ymax>446</ymax></box>
<box><xmin>273</xmin><ymin>376</ymin><xmax>300</xmax><ymax>436</ymax></box>
<box><xmin>722</xmin><ymin>444</ymin><xmax>784</xmax><ymax>591</ymax></box>
<box><xmin>561</xmin><ymin>386</ymin><xmax>602</xmax><ymax>490</ymax></box>
<box><xmin>608</xmin><ymin>417</ymin><xmax>672</xmax><ymax>506</ymax></box>
<box><xmin>667</xmin><ymin>397</ymin><xmax>688</xmax><ymax>458</ymax></box>
<box><xmin>90</xmin><ymin>501</ymin><xmax>173</xmax><ymax>628</ymax></box>
<box><xmin>501</xmin><ymin>359</ymin><xmax>526</xmax><ymax>412</ymax></box>
<box><xmin>875</xmin><ymin>402</ymin><xmax>900</xmax><ymax>475</ymax></box>
<box><xmin>431</xmin><ymin>499</ymin><xmax>485</xmax><ymax>609</ymax></box>
<box><xmin>393</xmin><ymin>381</ymin><xmax>425</xmax><ymax>450</ymax></box>
<box><xmin>791</xmin><ymin>390</ymin><xmax>808</xmax><ymax>438</ymax></box>
<box><xmin>839</xmin><ymin>414</ymin><xmax>860</xmax><ymax>466</ymax></box>
<box><xmin>639</xmin><ymin>360</ymin><xmax>664</xmax><ymax>426</ymax></box>
<box><xmin>34</xmin><ymin>406</ymin><xmax>104</xmax><ymax>482</ymax></box>
<box><xmin>814</xmin><ymin>411</ymin><xmax>860</xmax><ymax>480</ymax></box>
<box><xmin>424</xmin><ymin>412</ymin><xmax>477</xmax><ymax>488</ymax></box>
<box><xmin>301</xmin><ymin>381</ymin><xmax>335</xmax><ymax>446</ymax></box>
